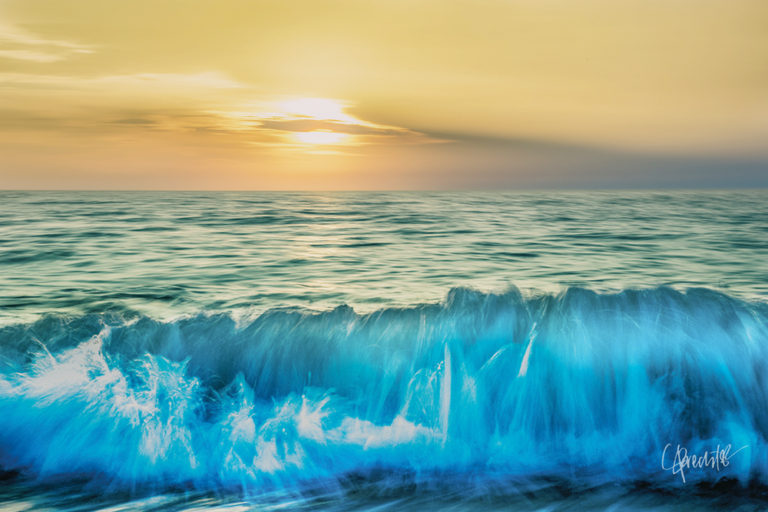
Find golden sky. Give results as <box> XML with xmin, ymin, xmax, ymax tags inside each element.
<box><xmin>1</xmin><ymin>0</ymin><xmax>767</xmax><ymax>189</ymax></box>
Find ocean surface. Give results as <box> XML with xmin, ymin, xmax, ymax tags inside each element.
<box><xmin>0</xmin><ymin>190</ymin><xmax>767</xmax><ymax>510</ymax></box>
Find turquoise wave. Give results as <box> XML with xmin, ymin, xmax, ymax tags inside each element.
<box><xmin>0</xmin><ymin>287</ymin><xmax>766</xmax><ymax>494</ymax></box>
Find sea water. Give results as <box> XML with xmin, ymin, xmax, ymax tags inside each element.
<box><xmin>0</xmin><ymin>191</ymin><xmax>766</xmax><ymax>510</ymax></box>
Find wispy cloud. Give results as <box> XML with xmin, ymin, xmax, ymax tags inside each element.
<box><xmin>0</xmin><ymin>49</ymin><xmax>66</xmax><ymax>63</ymax></box>
<box><xmin>211</xmin><ymin>98</ymin><xmax>434</xmax><ymax>148</ymax></box>
<box><xmin>0</xmin><ymin>71</ymin><xmax>243</xmax><ymax>90</ymax></box>
<box><xmin>0</xmin><ymin>71</ymin><xmax>249</xmax><ymax>134</ymax></box>
<box><xmin>0</xmin><ymin>22</ymin><xmax>92</xmax><ymax>62</ymax></box>
<box><xmin>0</xmin><ymin>69</ymin><xmax>432</xmax><ymax>150</ymax></box>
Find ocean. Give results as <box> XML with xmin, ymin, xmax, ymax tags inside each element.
<box><xmin>0</xmin><ymin>190</ymin><xmax>767</xmax><ymax>510</ymax></box>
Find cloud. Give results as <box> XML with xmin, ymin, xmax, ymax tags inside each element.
<box><xmin>0</xmin><ymin>67</ymin><xmax>431</xmax><ymax>150</ymax></box>
<box><xmin>0</xmin><ymin>71</ymin><xmax>243</xmax><ymax>91</ymax></box>
<box><xmin>211</xmin><ymin>98</ymin><xmax>437</xmax><ymax>148</ymax></box>
<box><xmin>0</xmin><ymin>49</ymin><xmax>64</xmax><ymax>63</ymax></box>
<box><xmin>110</xmin><ymin>117</ymin><xmax>159</xmax><ymax>126</ymax></box>
<box><xmin>95</xmin><ymin>72</ymin><xmax>244</xmax><ymax>91</ymax></box>
<box><xmin>0</xmin><ymin>71</ymin><xmax>248</xmax><ymax>135</ymax></box>
<box><xmin>0</xmin><ymin>21</ymin><xmax>92</xmax><ymax>62</ymax></box>
<box><xmin>256</xmin><ymin>119</ymin><xmax>408</xmax><ymax>137</ymax></box>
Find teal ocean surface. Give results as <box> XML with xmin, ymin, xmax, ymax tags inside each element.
<box><xmin>1</xmin><ymin>191</ymin><xmax>767</xmax><ymax>510</ymax></box>
<box><xmin>2</xmin><ymin>191</ymin><xmax>767</xmax><ymax>322</ymax></box>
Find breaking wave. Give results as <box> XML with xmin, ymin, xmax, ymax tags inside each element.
<box><xmin>0</xmin><ymin>286</ymin><xmax>766</xmax><ymax>495</ymax></box>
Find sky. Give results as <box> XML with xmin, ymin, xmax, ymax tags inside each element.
<box><xmin>0</xmin><ymin>0</ymin><xmax>767</xmax><ymax>190</ymax></box>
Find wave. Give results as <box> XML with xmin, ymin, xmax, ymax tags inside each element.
<box><xmin>0</xmin><ymin>286</ymin><xmax>767</xmax><ymax>495</ymax></box>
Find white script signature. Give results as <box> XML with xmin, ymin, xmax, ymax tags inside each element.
<box><xmin>661</xmin><ymin>443</ymin><xmax>749</xmax><ymax>483</ymax></box>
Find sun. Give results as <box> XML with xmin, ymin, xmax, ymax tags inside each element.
<box><xmin>292</xmin><ymin>131</ymin><xmax>350</xmax><ymax>145</ymax></box>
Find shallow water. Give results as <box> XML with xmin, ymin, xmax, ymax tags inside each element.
<box><xmin>0</xmin><ymin>191</ymin><xmax>766</xmax><ymax>510</ymax></box>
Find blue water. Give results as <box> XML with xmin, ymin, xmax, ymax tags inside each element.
<box><xmin>0</xmin><ymin>191</ymin><xmax>767</xmax><ymax>510</ymax></box>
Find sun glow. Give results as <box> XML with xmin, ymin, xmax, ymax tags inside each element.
<box><xmin>219</xmin><ymin>96</ymin><xmax>410</xmax><ymax>149</ymax></box>
<box><xmin>279</xmin><ymin>98</ymin><xmax>355</xmax><ymax>123</ymax></box>
<box><xmin>293</xmin><ymin>131</ymin><xmax>350</xmax><ymax>145</ymax></box>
